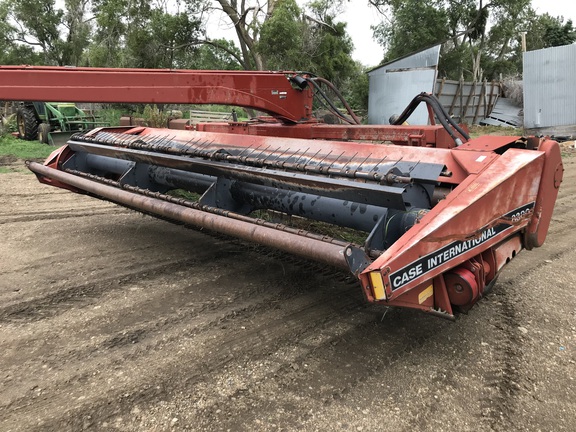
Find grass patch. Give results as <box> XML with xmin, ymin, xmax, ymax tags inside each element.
<box><xmin>0</xmin><ymin>166</ymin><xmax>31</xmax><ymax>174</ymax></box>
<box><xmin>468</xmin><ymin>124</ymin><xmax>524</xmax><ymax>138</ymax></box>
<box><xmin>250</xmin><ymin>210</ymin><xmax>367</xmax><ymax>245</ymax></box>
<box><xmin>166</xmin><ymin>189</ymin><xmax>201</xmax><ymax>201</ymax></box>
<box><xmin>0</xmin><ymin>134</ymin><xmax>55</xmax><ymax>160</ymax></box>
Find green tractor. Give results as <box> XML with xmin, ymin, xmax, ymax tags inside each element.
<box><xmin>16</xmin><ymin>102</ymin><xmax>108</xmax><ymax>145</ymax></box>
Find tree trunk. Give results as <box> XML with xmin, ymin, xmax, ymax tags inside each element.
<box><xmin>215</xmin><ymin>0</ymin><xmax>275</xmax><ymax>70</ymax></box>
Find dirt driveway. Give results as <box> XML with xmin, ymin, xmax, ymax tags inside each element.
<box><xmin>1</xmin><ymin>152</ymin><xmax>575</xmax><ymax>432</ymax></box>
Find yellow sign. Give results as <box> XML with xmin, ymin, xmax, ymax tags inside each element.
<box><xmin>418</xmin><ymin>285</ymin><xmax>434</xmax><ymax>304</ymax></box>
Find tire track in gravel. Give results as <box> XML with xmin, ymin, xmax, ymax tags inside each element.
<box><xmin>474</xmin><ymin>163</ymin><xmax>576</xmax><ymax>430</ymax></box>
<box><xmin>0</xmin><ymin>209</ymin><xmax>132</xmax><ymax>224</ymax></box>
<box><xmin>0</xmin><ymin>257</ymin><xmax>202</xmax><ymax>322</ymax></box>
<box><xmin>0</xmin><ymin>203</ymin><xmax>445</xmax><ymax>432</ymax></box>
<box><xmin>0</xmin><ymin>270</ymin><xmax>371</xmax><ymax>431</ymax></box>
<box><xmin>2</xmin><ymin>181</ymin><xmax>368</xmax><ymax>430</ymax></box>
<box><xmin>0</xmin><ymin>232</ymin><xmax>252</xmax><ymax>321</ymax></box>
<box><xmin>1</xmin><ymin>157</ymin><xmax>573</xmax><ymax>432</ymax></box>
<box><xmin>25</xmin><ymin>306</ymin><xmax>445</xmax><ymax>432</ymax></box>
<box><xmin>0</xmin><ymin>251</ymin><xmax>308</xmax><ymax>376</ymax></box>
<box><xmin>186</xmin><ymin>309</ymin><xmax>451</xmax><ymax>432</ymax></box>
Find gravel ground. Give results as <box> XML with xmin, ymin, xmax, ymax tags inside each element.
<box><xmin>0</xmin><ymin>149</ymin><xmax>575</xmax><ymax>432</ymax></box>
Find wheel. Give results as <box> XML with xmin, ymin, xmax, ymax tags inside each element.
<box><xmin>37</xmin><ymin>123</ymin><xmax>51</xmax><ymax>144</ymax></box>
<box><xmin>16</xmin><ymin>106</ymin><xmax>39</xmax><ymax>141</ymax></box>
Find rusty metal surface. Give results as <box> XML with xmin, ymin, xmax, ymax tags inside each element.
<box><xmin>1</xmin><ymin>65</ymin><xmax>464</xmax><ymax>148</ymax></box>
<box><xmin>69</xmin><ymin>127</ymin><xmax>491</xmax><ymax>185</ymax></box>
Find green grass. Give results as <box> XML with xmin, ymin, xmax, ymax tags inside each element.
<box><xmin>468</xmin><ymin>124</ymin><xmax>524</xmax><ymax>138</ymax></box>
<box><xmin>166</xmin><ymin>189</ymin><xmax>201</xmax><ymax>201</ymax></box>
<box><xmin>0</xmin><ymin>134</ymin><xmax>55</xmax><ymax>160</ymax></box>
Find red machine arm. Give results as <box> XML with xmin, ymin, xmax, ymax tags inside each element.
<box><xmin>0</xmin><ymin>66</ymin><xmax>314</xmax><ymax>123</ymax></box>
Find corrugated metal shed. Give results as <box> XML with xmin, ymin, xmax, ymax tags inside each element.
<box><xmin>367</xmin><ymin>45</ymin><xmax>440</xmax><ymax>125</ymax></box>
<box><xmin>524</xmin><ymin>44</ymin><xmax>576</xmax><ymax>129</ymax></box>
<box><xmin>479</xmin><ymin>98</ymin><xmax>523</xmax><ymax>127</ymax></box>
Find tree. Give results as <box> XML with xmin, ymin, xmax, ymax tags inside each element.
<box><xmin>2</xmin><ymin>0</ymin><xmax>92</xmax><ymax>65</ymax></box>
<box><xmin>257</xmin><ymin>0</ymin><xmax>303</xmax><ymax>70</ymax></box>
<box><xmin>0</xmin><ymin>3</ymin><xmax>40</xmax><ymax>64</ymax></box>
<box><xmin>370</xmin><ymin>0</ymin><xmax>533</xmax><ymax>81</ymax></box>
<box><xmin>542</xmin><ymin>17</ymin><xmax>576</xmax><ymax>48</ymax></box>
<box><xmin>345</xmin><ymin>63</ymin><xmax>370</xmax><ymax>114</ymax></box>
<box><xmin>304</xmin><ymin>0</ymin><xmax>357</xmax><ymax>89</ymax></box>
<box><xmin>212</xmin><ymin>0</ymin><xmax>356</xmax><ymax>80</ymax></box>
<box><xmin>87</xmin><ymin>0</ymin><xmax>205</xmax><ymax>68</ymax></box>
<box><xmin>371</xmin><ymin>0</ymin><xmax>449</xmax><ymax>62</ymax></box>
<box><xmin>187</xmin><ymin>39</ymin><xmax>243</xmax><ymax>70</ymax></box>
<box><xmin>212</xmin><ymin>0</ymin><xmax>274</xmax><ymax>70</ymax></box>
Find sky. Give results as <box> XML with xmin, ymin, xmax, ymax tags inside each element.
<box><xmin>342</xmin><ymin>0</ymin><xmax>576</xmax><ymax>67</ymax></box>
<box><xmin>206</xmin><ymin>1</ymin><xmax>576</xmax><ymax>68</ymax></box>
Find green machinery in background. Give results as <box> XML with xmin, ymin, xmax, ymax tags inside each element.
<box><xmin>16</xmin><ymin>102</ymin><xmax>108</xmax><ymax>145</ymax></box>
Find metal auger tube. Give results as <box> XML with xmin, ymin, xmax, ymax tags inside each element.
<box><xmin>27</xmin><ymin>161</ymin><xmax>353</xmax><ymax>270</ymax></box>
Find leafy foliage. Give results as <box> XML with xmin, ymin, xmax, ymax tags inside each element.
<box><xmin>541</xmin><ymin>17</ymin><xmax>576</xmax><ymax>48</ymax></box>
<box><xmin>344</xmin><ymin>65</ymin><xmax>370</xmax><ymax>115</ymax></box>
<box><xmin>256</xmin><ymin>0</ymin><xmax>356</xmax><ymax>88</ymax></box>
<box><xmin>258</xmin><ymin>0</ymin><xmax>304</xmax><ymax>70</ymax></box>
<box><xmin>87</xmin><ymin>0</ymin><xmax>204</xmax><ymax>68</ymax></box>
<box><xmin>372</xmin><ymin>0</ymin><xmax>449</xmax><ymax>61</ymax></box>
<box><xmin>1</xmin><ymin>0</ymin><xmax>91</xmax><ymax>65</ymax></box>
<box><xmin>186</xmin><ymin>39</ymin><xmax>243</xmax><ymax>70</ymax></box>
<box><xmin>370</xmin><ymin>0</ymin><xmax>539</xmax><ymax>81</ymax></box>
<box><xmin>142</xmin><ymin>105</ymin><xmax>171</xmax><ymax>128</ymax></box>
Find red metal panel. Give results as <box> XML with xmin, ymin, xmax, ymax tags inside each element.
<box><xmin>361</xmin><ymin>148</ymin><xmax>545</xmax><ymax>299</ymax></box>
<box><xmin>197</xmin><ymin>122</ymin><xmax>458</xmax><ymax>148</ymax></box>
<box><xmin>525</xmin><ymin>139</ymin><xmax>563</xmax><ymax>248</ymax></box>
<box><xmin>127</xmin><ymin>127</ymin><xmax>488</xmax><ymax>185</ymax></box>
<box><xmin>0</xmin><ymin>66</ymin><xmax>313</xmax><ymax>123</ymax></box>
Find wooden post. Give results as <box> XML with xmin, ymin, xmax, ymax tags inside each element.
<box><xmin>462</xmin><ymin>80</ymin><xmax>477</xmax><ymax>124</ymax></box>
<box><xmin>435</xmin><ymin>77</ymin><xmax>446</xmax><ymax>98</ymax></box>
<box><xmin>449</xmin><ymin>76</ymin><xmax>463</xmax><ymax>118</ymax></box>
<box><xmin>473</xmin><ymin>80</ymin><xmax>487</xmax><ymax>124</ymax></box>
<box><xmin>487</xmin><ymin>80</ymin><xmax>497</xmax><ymax>116</ymax></box>
<box><xmin>521</xmin><ymin>32</ymin><xmax>527</xmax><ymax>52</ymax></box>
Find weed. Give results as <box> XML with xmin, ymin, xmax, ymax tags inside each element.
<box><xmin>95</xmin><ymin>108</ymin><xmax>123</xmax><ymax>126</ymax></box>
<box><xmin>166</xmin><ymin>189</ymin><xmax>201</xmax><ymax>201</ymax></box>
<box><xmin>0</xmin><ymin>135</ymin><xmax>54</xmax><ymax>160</ymax></box>
<box><xmin>142</xmin><ymin>105</ymin><xmax>172</xmax><ymax>128</ymax></box>
<box><xmin>468</xmin><ymin>124</ymin><xmax>524</xmax><ymax>138</ymax></box>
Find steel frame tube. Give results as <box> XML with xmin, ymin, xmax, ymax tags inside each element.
<box><xmin>28</xmin><ymin>162</ymin><xmax>351</xmax><ymax>270</ymax></box>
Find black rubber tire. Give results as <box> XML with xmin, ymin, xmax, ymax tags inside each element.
<box><xmin>16</xmin><ymin>106</ymin><xmax>39</xmax><ymax>141</ymax></box>
<box><xmin>38</xmin><ymin>123</ymin><xmax>51</xmax><ymax>144</ymax></box>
